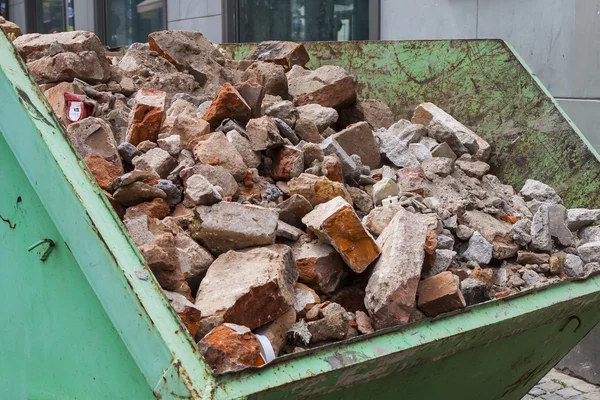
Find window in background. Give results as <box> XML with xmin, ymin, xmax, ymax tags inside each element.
<box><xmin>234</xmin><ymin>0</ymin><xmax>375</xmax><ymax>43</ymax></box>
<box><xmin>34</xmin><ymin>0</ymin><xmax>65</xmax><ymax>33</ymax></box>
<box><xmin>1</xmin><ymin>1</ymin><xmax>8</xmax><ymax>20</ymax></box>
<box><xmin>104</xmin><ymin>0</ymin><xmax>164</xmax><ymax>47</ymax></box>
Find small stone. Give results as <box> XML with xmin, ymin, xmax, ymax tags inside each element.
<box><xmin>246</xmin><ymin>116</ymin><xmax>285</xmax><ymax>151</ymax></box>
<box><xmin>242</xmin><ymin>61</ymin><xmax>288</xmax><ymax>97</ymax></box>
<box><xmin>462</xmin><ymin>232</ymin><xmax>493</xmax><ymax>265</ymax></box>
<box><xmin>455</xmin><ymin>159</ymin><xmax>490</xmax><ymax>178</ymax></box>
<box><xmin>437</xmin><ymin>234</ymin><xmax>455</xmax><ymax>250</ymax></box>
<box><xmin>365</xmin><ymin>208</ymin><xmax>429</xmax><ymax>329</ymax></box>
<box><xmin>288</xmin><ymin>173</ymin><xmax>352</xmax><ymax>207</ymax></box>
<box><xmin>139</xmin><ymin>233</ymin><xmax>190</xmax><ymax>297</ymax></box>
<box><xmin>521</xmin><ymin>269</ymin><xmax>540</xmax><ymax>286</ymax></box>
<box><xmin>431</xmin><ymin>142</ymin><xmax>457</xmax><ymax>160</ymax></box>
<box><xmin>423</xmin><ymin>249</ymin><xmax>456</xmax><ymax>279</ymax></box>
<box><xmin>393</xmin><ymin>123</ymin><xmax>428</xmax><ymax>146</ymax></box>
<box><xmin>118</xmin><ymin>142</ymin><xmax>141</xmax><ymax>164</ymax></box>
<box><xmin>577</xmin><ymin>225</ymin><xmax>600</xmax><ymax>247</ymax></box>
<box><xmin>296</xmin><ymin>103</ymin><xmax>338</xmax><ymax>133</ymax></box>
<box><xmin>84</xmin><ymin>154</ymin><xmax>123</xmax><ymax>192</ymax></box>
<box><xmin>195</xmin><ymin>245</ymin><xmax>297</xmax><ymax>334</ymax></box>
<box><xmin>273</xmin><ymin>117</ymin><xmax>300</xmax><ymax>145</ymax></box>
<box><xmin>531</xmin><ymin>204</ymin><xmax>553</xmax><ymax>252</ymax></box>
<box><xmin>549</xmin><ymin>253</ymin><xmax>565</xmax><ymax>275</ymax></box>
<box><xmin>564</xmin><ymin>254</ymin><xmax>585</xmax><ymax>277</ymax></box>
<box><xmin>113</xmin><ymin>181</ymin><xmax>167</xmax><ymax>207</ymax></box>
<box><xmin>320</xmin><ymin>137</ymin><xmax>358</xmax><ymax>180</ymax></box>
<box><xmin>321</xmin><ymin>155</ymin><xmax>344</xmax><ymax>183</ymax></box>
<box><xmin>577</xmin><ymin>241</ymin><xmax>600</xmax><ymax>264</ymax></box>
<box><xmin>226</xmin><ymin>130</ymin><xmax>261</xmax><ymax>169</ymax></box>
<box><xmin>338</xmin><ymin>99</ymin><xmax>394</xmax><ymax>130</ymax></box>
<box><xmin>302</xmin><ymin>196</ymin><xmax>380</xmax><ymax>273</ymax></box>
<box><xmin>276</xmin><ymin>220</ymin><xmax>305</xmax><ymax>241</ymax></box>
<box><xmin>133</xmin><ymin>147</ymin><xmax>177</xmax><ymax>178</ymax></box>
<box><xmin>66</xmin><ymin>117</ymin><xmax>121</xmax><ymax>166</ymax></box>
<box><xmin>372</xmin><ymin>178</ymin><xmax>400</xmax><ymax>206</ymax></box>
<box><xmin>547</xmin><ymin>204</ymin><xmax>573</xmax><ymax>246</ymax></box>
<box><xmin>566</xmin><ymin>208</ymin><xmax>600</xmax><ymax>231</ymax></box>
<box><xmin>417</xmin><ymin>271</ymin><xmax>466</xmax><ymax>317</ymax></box>
<box><xmin>444</xmin><ymin>215</ymin><xmax>459</xmax><ymax>231</ymax></box>
<box><xmin>202</xmin><ymin>83</ymin><xmax>251</xmax><ymax>129</ymax></box>
<box><xmin>124</xmin><ymin>198</ymin><xmax>170</xmax><ymax>219</ymax></box>
<box><xmin>375</xmin><ymin>129</ymin><xmax>420</xmax><ymax>168</ymax></box>
<box><xmin>137</xmin><ymin>140</ymin><xmax>157</xmax><ymax>152</ymax></box>
<box><xmin>347</xmin><ymin>187</ymin><xmax>374</xmax><ymax>215</ymax></box>
<box><xmin>294</xmin><ymin>118</ymin><xmax>323</xmax><ymax>143</ymax></box>
<box><xmin>289</xmin><ymin>236</ymin><xmax>345</xmax><ymax>294</ymax></box>
<box><xmin>126</xmin><ymin>89</ymin><xmax>166</xmax><ymax>146</ymax></box>
<box><xmin>163</xmin><ymin>290</ymin><xmax>201</xmax><ymax>337</ymax></box>
<box><xmin>307</xmin><ymin>311</ymin><xmax>349</xmax><ymax>343</ymax></box>
<box><xmin>277</xmin><ymin>194</ymin><xmax>314</xmax><ymax>228</ymax></box>
<box><xmin>234</xmin><ymin>79</ymin><xmax>265</xmax><ymax>118</ymax></box>
<box><xmin>272</xmin><ymin>146</ymin><xmax>304</xmax><ymax>181</ymax></box>
<box><xmin>197</xmin><ymin>323</ymin><xmax>261</xmax><ymax>374</ymax></box>
<box><xmin>263</xmin><ymin>183</ymin><xmax>282</xmax><ymax>202</ymax></box>
<box><xmin>157</xmin><ymin>135</ymin><xmax>181</xmax><ymax>156</ymax></box>
<box><xmin>263</xmin><ymin>101</ymin><xmax>298</xmax><ymax>128</ymax></box>
<box><xmin>512</xmin><ymin>219</ymin><xmax>532</xmax><ymax>246</ymax></box>
<box><xmin>293</xmin><ymin>283</ymin><xmax>320</xmax><ymax>317</ymax></box>
<box><xmin>426</xmin><ymin>125</ymin><xmax>469</xmax><ymax>157</ymax></box>
<box><xmin>409</xmin><ymin>143</ymin><xmax>432</xmax><ymax>161</ymax></box>
<box><xmin>174</xmin><ymin>232</ymin><xmax>214</xmax><ymax>291</ymax></box>
<box><xmin>168</xmin><ymin>114</ymin><xmax>210</xmax><ymax>151</ymax></box>
<box><xmin>355</xmin><ymin>311</ymin><xmax>374</xmax><ymax>334</ymax></box>
<box><xmin>183</xmin><ymin>174</ymin><xmax>222</xmax><ymax>206</ymax></box>
<box><xmin>519</xmin><ymin>179</ymin><xmax>562</xmax><ymax>204</ymax></box>
<box><xmin>302</xmin><ymin>142</ymin><xmax>325</xmax><ymax>166</ymax></box>
<box><xmin>157</xmin><ymin>179</ymin><xmax>183</xmax><ymax>208</ymax></box>
<box><xmin>421</xmin><ymin>157</ymin><xmax>454</xmax><ymax>177</ymax></box>
<box><xmin>287</xmin><ymin>64</ymin><xmax>356</xmax><ymax>109</ymax></box>
<box><xmin>331</xmin><ymin>121</ymin><xmax>381</xmax><ymax>168</ymax></box>
<box><xmin>191</xmin><ymin>202</ymin><xmax>279</xmax><ymax>254</ymax></box>
<box><xmin>193</xmin><ymin>132</ymin><xmax>248</xmax><ymax>181</ymax></box>
<box><xmin>516</xmin><ymin>251</ymin><xmax>550</xmax><ymax>265</ymax></box>
<box><xmin>183</xmin><ymin>164</ymin><xmax>238</xmax><ymax>198</ymax></box>
<box><xmin>245</xmin><ymin>41</ymin><xmax>310</xmax><ymax>71</ymax></box>
<box><xmin>412</xmin><ymin>102</ymin><xmax>490</xmax><ymax>161</ymax></box>
<box><xmin>460</xmin><ymin>278</ymin><xmax>491</xmax><ymax>306</ymax></box>
<box><xmin>419</xmin><ymin>136</ymin><xmax>440</xmax><ymax>151</ymax></box>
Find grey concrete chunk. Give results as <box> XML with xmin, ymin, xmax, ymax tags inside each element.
<box><xmin>192</xmin><ymin>202</ymin><xmax>279</xmax><ymax>254</ymax></box>
<box><xmin>531</xmin><ymin>204</ymin><xmax>553</xmax><ymax>252</ymax></box>
<box><xmin>462</xmin><ymin>232</ymin><xmax>493</xmax><ymax>264</ymax></box>
<box><xmin>520</xmin><ymin>179</ymin><xmax>562</xmax><ymax>204</ymax></box>
<box><xmin>566</xmin><ymin>208</ymin><xmax>600</xmax><ymax>231</ymax></box>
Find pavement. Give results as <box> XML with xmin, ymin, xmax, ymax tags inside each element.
<box><xmin>523</xmin><ymin>369</ymin><xmax>600</xmax><ymax>399</ymax></box>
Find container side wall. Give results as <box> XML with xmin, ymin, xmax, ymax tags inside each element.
<box><xmin>224</xmin><ymin>40</ymin><xmax>600</xmax><ymax>208</ymax></box>
<box><xmin>0</xmin><ymin>131</ymin><xmax>154</xmax><ymax>399</ymax></box>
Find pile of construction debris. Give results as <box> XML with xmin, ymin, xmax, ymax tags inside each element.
<box><xmin>13</xmin><ymin>30</ymin><xmax>600</xmax><ymax>374</ymax></box>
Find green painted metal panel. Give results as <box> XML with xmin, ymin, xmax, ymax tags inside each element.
<box><xmin>0</xmin><ymin>31</ymin><xmax>215</xmax><ymax>399</ymax></box>
<box><xmin>2</xmin><ymin>31</ymin><xmax>600</xmax><ymax>399</ymax></box>
<box><xmin>0</xmin><ymin>132</ymin><xmax>154</xmax><ymax>400</ymax></box>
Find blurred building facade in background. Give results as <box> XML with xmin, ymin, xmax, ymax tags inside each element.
<box><xmin>5</xmin><ymin>0</ymin><xmax>600</xmax><ymax>384</ymax></box>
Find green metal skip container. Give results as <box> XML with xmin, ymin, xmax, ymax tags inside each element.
<box><xmin>1</xmin><ymin>28</ymin><xmax>600</xmax><ymax>399</ymax></box>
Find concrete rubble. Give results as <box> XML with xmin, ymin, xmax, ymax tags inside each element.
<box><xmin>26</xmin><ymin>30</ymin><xmax>600</xmax><ymax>374</ymax></box>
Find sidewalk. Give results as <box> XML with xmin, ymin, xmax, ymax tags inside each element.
<box><xmin>523</xmin><ymin>369</ymin><xmax>600</xmax><ymax>399</ymax></box>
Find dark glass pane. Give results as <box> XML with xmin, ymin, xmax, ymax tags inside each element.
<box><xmin>106</xmin><ymin>0</ymin><xmax>164</xmax><ymax>47</ymax></box>
<box><xmin>35</xmin><ymin>0</ymin><xmax>65</xmax><ymax>34</ymax></box>
<box><xmin>0</xmin><ymin>1</ymin><xmax>8</xmax><ymax>20</ymax></box>
<box><xmin>238</xmin><ymin>0</ymin><xmax>370</xmax><ymax>42</ymax></box>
